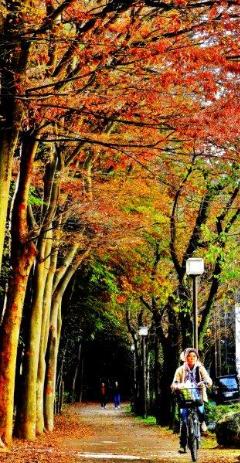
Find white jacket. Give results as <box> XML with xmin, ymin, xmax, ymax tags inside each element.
<box><xmin>172</xmin><ymin>361</ymin><xmax>212</xmax><ymax>402</ymax></box>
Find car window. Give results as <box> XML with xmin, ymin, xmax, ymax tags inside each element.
<box><xmin>218</xmin><ymin>377</ymin><xmax>238</xmax><ymax>389</ymax></box>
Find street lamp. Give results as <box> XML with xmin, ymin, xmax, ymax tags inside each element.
<box><xmin>138</xmin><ymin>326</ymin><xmax>148</xmax><ymax>418</ymax></box>
<box><xmin>186</xmin><ymin>258</ymin><xmax>204</xmax><ymax>351</ymax></box>
<box><xmin>130</xmin><ymin>343</ymin><xmax>137</xmax><ymax>409</ymax></box>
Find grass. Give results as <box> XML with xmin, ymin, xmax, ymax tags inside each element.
<box><xmin>124</xmin><ymin>404</ymin><xmax>157</xmax><ymax>425</ymax></box>
<box><xmin>201</xmin><ymin>434</ymin><xmax>217</xmax><ymax>449</ymax></box>
<box><xmin>135</xmin><ymin>415</ymin><xmax>157</xmax><ymax>425</ymax></box>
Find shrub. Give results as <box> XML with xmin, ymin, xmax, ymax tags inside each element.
<box><xmin>216</xmin><ymin>412</ymin><xmax>240</xmax><ymax>447</ymax></box>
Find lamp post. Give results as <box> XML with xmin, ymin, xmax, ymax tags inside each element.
<box><xmin>138</xmin><ymin>326</ymin><xmax>148</xmax><ymax>418</ymax></box>
<box><xmin>186</xmin><ymin>258</ymin><xmax>204</xmax><ymax>350</ymax></box>
<box><xmin>130</xmin><ymin>343</ymin><xmax>137</xmax><ymax>409</ymax></box>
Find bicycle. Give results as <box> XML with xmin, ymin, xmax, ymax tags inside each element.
<box><xmin>176</xmin><ymin>386</ymin><xmax>203</xmax><ymax>462</ymax></box>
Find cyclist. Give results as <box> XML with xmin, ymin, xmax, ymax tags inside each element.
<box><xmin>171</xmin><ymin>347</ymin><xmax>212</xmax><ymax>454</ymax></box>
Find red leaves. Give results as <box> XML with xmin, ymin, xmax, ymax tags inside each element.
<box><xmin>116</xmin><ymin>294</ymin><xmax>127</xmax><ymax>304</ymax></box>
<box><xmin>174</xmin><ymin>0</ymin><xmax>188</xmax><ymax>5</ymax></box>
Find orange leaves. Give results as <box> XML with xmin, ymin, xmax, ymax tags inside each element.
<box><xmin>15</xmin><ymin>0</ymin><xmax>238</xmax><ymax>166</ymax></box>
<box><xmin>109</xmin><ymin>21</ymin><xmax>129</xmax><ymax>34</ymax></box>
<box><xmin>116</xmin><ymin>294</ymin><xmax>127</xmax><ymax>304</ymax></box>
<box><xmin>160</xmin><ymin>70</ymin><xmax>178</xmax><ymax>90</ymax></box>
<box><xmin>6</xmin><ymin>0</ymin><xmax>239</xmax><ymax>250</ymax></box>
<box><xmin>64</xmin><ymin>0</ymin><xmax>94</xmax><ymax>21</ymax></box>
<box><xmin>174</xmin><ymin>0</ymin><xmax>188</xmax><ymax>5</ymax></box>
<box><xmin>208</xmin><ymin>4</ymin><xmax>219</xmax><ymax>20</ymax></box>
<box><xmin>152</xmin><ymin>39</ymin><xmax>171</xmax><ymax>54</ymax></box>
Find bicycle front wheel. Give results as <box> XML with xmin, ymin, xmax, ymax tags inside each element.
<box><xmin>189</xmin><ymin>436</ymin><xmax>198</xmax><ymax>462</ymax></box>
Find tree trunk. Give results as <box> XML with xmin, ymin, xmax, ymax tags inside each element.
<box><xmin>0</xmin><ymin>247</ymin><xmax>36</xmax><ymax>445</ymax></box>
<box><xmin>134</xmin><ymin>347</ymin><xmax>143</xmax><ymax>415</ymax></box>
<box><xmin>0</xmin><ymin>5</ymin><xmax>29</xmax><ymax>272</ymax></box>
<box><xmin>44</xmin><ymin>297</ymin><xmax>62</xmax><ymax>432</ymax></box>
<box><xmin>0</xmin><ymin>136</ymin><xmax>17</xmax><ymax>273</ymax></box>
<box><xmin>153</xmin><ymin>303</ymin><xmax>180</xmax><ymax>427</ymax></box>
<box><xmin>0</xmin><ymin>136</ymin><xmax>37</xmax><ymax>445</ymax></box>
<box><xmin>59</xmin><ymin>380</ymin><xmax>64</xmax><ymax>413</ymax></box>
<box><xmin>72</xmin><ymin>341</ymin><xmax>82</xmax><ymax>403</ymax></box>
<box><xmin>78</xmin><ymin>359</ymin><xmax>84</xmax><ymax>403</ymax></box>
<box><xmin>36</xmin><ymin>236</ymin><xmax>57</xmax><ymax>435</ymax></box>
<box><xmin>56</xmin><ymin>347</ymin><xmax>66</xmax><ymax>414</ymax></box>
<box><xmin>153</xmin><ymin>335</ymin><xmax>162</xmax><ymax>424</ymax></box>
<box><xmin>16</xmin><ymin>147</ymin><xmax>62</xmax><ymax>439</ymax></box>
<box><xmin>158</xmin><ymin>341</ymin><xmax>179</xmax><ymax>426</ymax></box>
<box><xmin>44</xmin><ymin>247</ymin><xmax>90</xmax><ymax>431</ymax></box>
<box><xmin>15</xmin><ymin>235</ymin><xmax>51</xmax><ymax>439</ymax></box>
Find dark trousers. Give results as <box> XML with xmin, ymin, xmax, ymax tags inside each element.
<box><xmin>114</xmin><ymin>393</ymin><xmax>120</xmax><ymax>407</ymax></box>
<box><xmin>100</xmin><ymin>396</ymin><xmax>107</xmax><ymax>407</ymax></box>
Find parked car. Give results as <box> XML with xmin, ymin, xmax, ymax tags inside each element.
<box><xmin>213</xmin><ymin>374</ymin><xmax>240</xmax><ymax>404</ymax></box>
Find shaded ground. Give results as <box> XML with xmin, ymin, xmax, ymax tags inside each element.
<box><xmin>1</xmin><ymin>403</ymin><xmax>239</xmax><ymax>462</ymax></box>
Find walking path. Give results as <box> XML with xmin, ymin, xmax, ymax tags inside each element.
<box><xmin>60</xmin><ymin>403</ymin><xmax>239</xmax><ymax>463</ymax></box>
<box><xmin>1</xmin><ymin>403</ymin><xmax>239</xmax><ymax>463</ymax></box>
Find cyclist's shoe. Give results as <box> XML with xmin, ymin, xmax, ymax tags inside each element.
<box><xmin>201</xmin><ymin>421</ymin><xmax>208</xmax><ymax>432</ymax></box>
<box><xmin>178</xmin><ymin>446</ymin><xmax>187</xmax><ymax>454</ymax></box>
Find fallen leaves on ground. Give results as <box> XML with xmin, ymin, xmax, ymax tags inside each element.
<box><xmin>0</xmin><ymin>405</ymin><xmax>93</xmax><ymax>463</ymax></box>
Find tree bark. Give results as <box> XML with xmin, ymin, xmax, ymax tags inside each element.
<box><xmin>153</xmin><ymin>334</ymin><xmax>162</xmax><ymax>424</ymax></box>
<box><xmin>44</xmin><ymin>297</ymin><xmax>61</xmax><ymax>432</ymax></box>
<box><xmin>15</xmin><ymin>236</ymin><xmax>51</xmax><ymax>439</ymax></box>
<box><xmin>0</xmin><ymin>136</ymin><xmax>38</xmax><ymax>445</ymax></box>
<box><xmin>72</xmin><ymin>341</ymin><xmax>82</xmax><ymax>402</ymax></box>
<box><xmin>0</xmin><ymin>1</ymin><xmax>31</xmax><ymax>272</ymax></box>
<box><xmin>0</xmin><ymin>136</ymin><xmax>17</xmax><ymax>273</ymax></box>
<box><xmin>44</xmin><ymin>247</ymin><xmax>90</xmax><ymax>431</ymax></box>
<box><xmin>16</xmin><ymin>146</ymin><xmax>62</xmax><ymax>439</ymax></box>
<box><xmin>36</xmin><ymin>235</ymin><xmax>57</xmax><ymax>435</ymax></box>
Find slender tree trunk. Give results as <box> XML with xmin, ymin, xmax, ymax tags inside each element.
<box><xmin>44</xmin><ymin>295</ymin><xmax>61</xmax><ymax>432</ymax></box>
<box><xmin>0</xmin><ymin>136</ymin><xmax>17</xmax><ymax>273</ymax></box>
<box><xmin>72</xmin><ymin>341</ymin><xmax>82</xmax><ymax>402</ymax></box>
<box><xmin>134</xmin><ymin>348</ymin><xmax>143</xmax><ymax>415</ymax></box>
<box><xmin>16</xmin><ymin>148</ymin><xmax>62</xmax><ymax>439</ymax></box>
<box><xmin>36</xmin><ymin>235</ymin><xmax>57</xmax><ymax>435</ymax></box>
<box><xmin>0</xmin><ymin>136</ymin><xmax>37</xmax><ymax>445</ymax></box>
<box><xmin>55</xmin><ymin>341</ymin><xmax>68</xmax><ymax>414</ymax></box>
<box><xmin>157</xmin><ymin>340</ymin><xmax>179</xmax><ymax>426</ymax></box>
<box><xmin>153</xmin><ymin>336</ymin><xmax>162</xmax><ymax>424</ymax></box>
<box><xmin>16</xmin><ymin>235</ymin><xmax>51</xmax><ymax>439</ymax></box>
<box><xmin>44</xmin><ymin>247</ymin><xmax>90</xmax><ymax>431</ymax></box>
<box><xmin>59</xmin><ymin>380</ymin><xmax>64</xmax><ymax>413</ymax></box>
<box><xmin>78</xmin><ymin>359</ymin><xmax>84</xmax><ymax>403</ymax></box>
<box><xmin>52</xmin><ymin>244</ymin><xmax>79</xmax><ymax>293</ymax></box>
<box><xmin>153</xmin><ymin>303</ymin><xmax>180</xmax><ymax>426</ymax></box>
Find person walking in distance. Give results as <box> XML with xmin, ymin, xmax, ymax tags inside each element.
<box><xmin>100</xmin><ymin>381</ymin><xmax>107</xmax><ymax>408</ymax></box>
<box><xmin>113</xmin><ymin>381</ymin><xmax>121</xmax><ymax>408</ymax></box>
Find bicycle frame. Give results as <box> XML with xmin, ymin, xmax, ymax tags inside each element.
<box><xmin>177</xmin><ymin>386</ymin><xmax>203</xmax><ymax>462</ymax></box>
<box><xmin>187</xmin><ymin>407</ymin><xmax>200</xmax><ymax>461</ymax></box>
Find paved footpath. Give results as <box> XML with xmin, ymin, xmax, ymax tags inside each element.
<box><xmin>62</xmin><ymin>403</ymin><xmax>240</xmax><ymax>463</ymax></box>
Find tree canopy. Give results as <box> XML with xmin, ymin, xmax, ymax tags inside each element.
<box><xmin>0</xmin><ymin>0</ymin><xmax>239</xmax><ymax>447</ymax></box>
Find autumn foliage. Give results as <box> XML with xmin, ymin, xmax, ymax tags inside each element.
<box><xmin>0</xmin><ymin>0</ymin><xmax>239</xmax><ymax>447</ymax></box>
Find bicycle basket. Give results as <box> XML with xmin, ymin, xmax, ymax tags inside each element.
<box><xmin>177</xmin><ymin>387</ymin><xmax>203</xmax><ymax>407</ymax></box>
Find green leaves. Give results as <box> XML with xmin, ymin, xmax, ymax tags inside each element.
<box><xmin>89</xmin><ymin>259</ymin><xmax>119</xmax><ymax>295</ymax></box>
<box><xmin>28</xmin><ymin>187</ymin><xmax>45</xmax><ymax>207</ymax></box>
